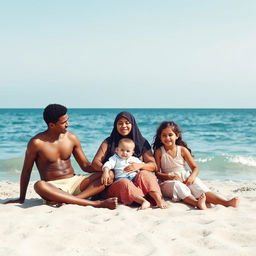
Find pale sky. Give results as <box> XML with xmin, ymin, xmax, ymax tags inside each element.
<box><xmin>0</xmin><ymin>0</ymin><xmax>255</xmax><ymax>108</ymax></box>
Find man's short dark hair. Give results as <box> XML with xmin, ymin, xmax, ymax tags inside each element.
<box><xmin>43</xmin><ymin>104</ymin><xmax>67</xmax><ymax>124</ymax></box>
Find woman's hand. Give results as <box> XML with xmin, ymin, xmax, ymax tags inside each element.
<box><xmin>124</xmin><ymin>162</ymin><xmax>142</xmax><ymax>173</ymax></box>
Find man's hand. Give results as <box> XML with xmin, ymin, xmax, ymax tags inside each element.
<box><xmin>4</xmin><ymin>198</ymin><xmax>24</xmax><ymax>204</ymax></box>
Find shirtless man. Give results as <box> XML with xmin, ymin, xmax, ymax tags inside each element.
<box><xmin>5</xmin><ymin>104</ymin><xmax>118</xmax><ymax>209</ymax></box>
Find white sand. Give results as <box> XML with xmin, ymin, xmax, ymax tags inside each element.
<box><xmin>1</xmin><ymin>181</ymin><xmax>256</xmax><ymax>256</ymax></box>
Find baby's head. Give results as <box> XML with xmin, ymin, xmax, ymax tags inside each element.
<box><xmin>116</xmin><ymin>138</ymin><xmax>135</xmax><ymax>160</ymax></box>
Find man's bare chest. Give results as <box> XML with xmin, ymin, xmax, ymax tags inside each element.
<box><xmin>38</xmin><ymin>140</ymin><xmax>74</xmax><ymax>162</ymax></box>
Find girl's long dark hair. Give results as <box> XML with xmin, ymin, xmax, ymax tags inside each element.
<box><xmin>152</xmin><ymin>121</ymin><xmax>192</xmax><ymax>154</ymax></box>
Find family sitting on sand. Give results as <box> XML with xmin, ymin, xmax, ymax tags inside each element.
<box><xmin>5</xmin><ymin>104</ymin><xmax>240</xmax><ymax>210</ymax></box>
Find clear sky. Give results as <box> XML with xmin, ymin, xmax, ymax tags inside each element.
<box><xmin>0</xmin><ymin>1</ymin><xmax>255</xmax><ymax>108</ymax></box>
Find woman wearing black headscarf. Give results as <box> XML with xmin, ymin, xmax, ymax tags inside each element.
<box><xmin>92</xmin><ymin>111</ymin><xmax>167</xmax><ymax>209</ymax></box>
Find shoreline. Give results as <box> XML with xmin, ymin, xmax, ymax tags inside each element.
<box><xmin>1</xmin><ymin>180</ymin><xmax>256</xmax><ymax>255</ymax></box>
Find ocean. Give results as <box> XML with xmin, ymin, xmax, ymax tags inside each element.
<box><xmin>0</xmin><ymin>108</ymin><xmax>255</xmax><ymax>182</ymax></box>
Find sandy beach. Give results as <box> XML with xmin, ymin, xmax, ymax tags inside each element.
<box><xmin>0</xmin><ymin>180</ymin><xmax>255</xmax><ymax>256</ymax></box>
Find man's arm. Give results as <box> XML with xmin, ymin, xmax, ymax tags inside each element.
<box><xmin>71</xmin><ymin>133</ymin><xmax>95</xmax><ymax>172</ymax></box>
<box><xmin>5</xmin><ymin>140</ymin><xmax>36</xmax><ymax>204</ymax></box>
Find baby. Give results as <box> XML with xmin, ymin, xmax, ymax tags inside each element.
<box><xmin>102</xmin><ymin>138</ymin><xmax>143</xmax><ymax>181</ymax></box>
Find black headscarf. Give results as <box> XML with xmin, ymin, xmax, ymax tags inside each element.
<box><xmin>104</xmin><ymin>111</ymin><xmax>151</xmax><ymax>163</ymax></box>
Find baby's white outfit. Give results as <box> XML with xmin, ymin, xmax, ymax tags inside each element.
<box><xmin>103</xmin><ymin>153</ymin><xmax>143</xmax><ymax>181</ymax></box>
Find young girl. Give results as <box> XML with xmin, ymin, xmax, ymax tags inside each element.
<box><xmin>153</xmin><ymin>121</ymin><xmax>240</xmax><ymax>210</ymax></box>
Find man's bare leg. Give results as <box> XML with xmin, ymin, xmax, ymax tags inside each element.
<box><xmin>34</xmin><ymin>181</ymin><xmax>118</xmax><ymax>209</ymax></box>
<box><xmin>76</xmin><ymin>173</ymin><xmax>105</xmax><ymax>199</ymax></box>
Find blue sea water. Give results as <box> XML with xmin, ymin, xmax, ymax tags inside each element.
<box><xmin>0</xmin><ymin>108</ymin><xmax>255</xmax><ymax>182</ymax></box>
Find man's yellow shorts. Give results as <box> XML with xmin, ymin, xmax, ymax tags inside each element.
<box><xmin>47</xmin><ymin>174</ymin><xmax>92</xmax><ymax>196</ymax></box>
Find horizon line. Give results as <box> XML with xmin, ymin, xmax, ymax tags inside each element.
<box><xmin>0</xmin><ymin>107</ymin><xmax>255</xmax><ymax>110</ymax></box>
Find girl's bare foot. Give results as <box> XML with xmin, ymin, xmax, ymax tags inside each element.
<box><xmin>228</xmin><ymin>197</ymin><xmax>240</xmax><ymax>207</ymax></box>
<box><xmin>138</xmin><ymin>200</ymin><xmax>151</xmax><ymax>210</ymax></box>
<box><xmin>197</xmin><ymin>193</ymin><xmax>207</xmax><ymax>210</ymax></box>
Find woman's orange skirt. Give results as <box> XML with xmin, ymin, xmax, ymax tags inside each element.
<box><xmin>107</xmin><ymin>171</ymin><xmax>161</xmax><ymax>205</ymax></box>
